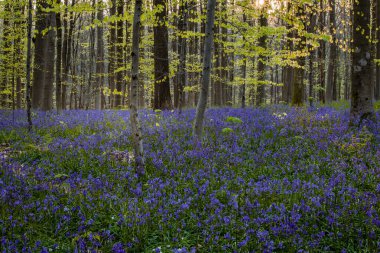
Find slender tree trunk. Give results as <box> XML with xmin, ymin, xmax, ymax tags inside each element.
<box><xmin>114</xmin><ymin>0</ymin><xmax>124</xmax><ymax>108</ymax></box>
<box><xmin>193</xmin><ymin>0</ymin><xmax>216</xmax><ymax>140</ymax></box>
<box><xmin>177</xmin><ymin>0</ymin><xmax>188</xmax><ymax>113</ymax></box>
<box><xmin>241</xmin><ymin>57</ymin><xmax>247</xmax><ymax>108</ymax></box>
<box><xmin>318</xmin><ymin>0</ymin><xmax>326</xmax><ymax>103</ymax></box>
<box><xmin>326</xmin><ymin>0</ymin><xmax>337</xmax><ymax>103</ymax></box>
<box><xmin>350</xmin><ymin>0</ymin><xmax>374</xmax><ymax>122</ymax></box>
<box><xmin>376</xmin><ymin>0</ymin><xmax>380</xmax><ymax>100</ymax></box>
<box><xmin>108</xmin><ymin>0</ymin><xmax>117</xmax><ymax>108</ymax></box>
<box><xmin>56</xmin><ymin>1</ymin><xmax>63</xmax><ymax>112</ymax></box>
<box><xmin>130</xmin><ymin>0</ymin><xmax>145</xmax><ymax>176</ymax></box>
<box><xmin>26</xmin><ymin>0</ymin><xmax>33</xmax><ymax>130</ymax></box>
<box><xmin>95</xmin><ymin>0</ymin><xmax>104</xmax><ymax>110</ymax></box>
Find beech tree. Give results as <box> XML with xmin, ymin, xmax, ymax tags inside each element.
<box><xmin>130</xmin><ymin>0</ymin><xmax>145</xmax><ymax>175</ymax></box>
<box><xmin>153</xmin><ymin>0</ymin><xmax>172</xmax><ymax>109</ymax></box>
<box><xmin>350</xmin><ymin>0</ymin><xmax>374</xmax><ymax>122</ymax></box>
<box><xmin>32</xmin><ymin>0</ymin><xmax>56</xmax><ymax>111</ymax></box>
<box><xmin>193</xmin><ymin>0</ymin><xmax>216</xmax><ymax>140</ymax></box>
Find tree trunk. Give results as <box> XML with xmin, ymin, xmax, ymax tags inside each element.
<box><xmin>291</xmin><ymin>4</ymin><xmax>306</xmax><ymax>106</ymax></box>
<box><xmin>177</xmin><ymin>0</ymin><xmax>188</xmax><ymax>113</ymax></box>
<box><xmin>32</xmin><ymin>0</ymin><xmax>56</xmax><ymax>111</ymax></box>
<box><xmin>350</xmin><ymin>0</ymin><xmax>374</xmax><ymax>122</ymax></box>
<box><xmin>256</xmin><ymin>0</ymin><xmax>268</xmax><ymax>106</ymax></box>
<box><xmin>108</xmin><ymin>0</ymin><xmax>117</xmax><ymax>108</ymax></box>
<box><xmin>376</xmin><ymin>0</ymin><xmax>380</xmax><ymax>100</ymax></box>
<box><xmin>130</xmin><ymin>0</ymin><xmax>145</xmax><ymax>176</ymax></box>
<box><xmin>56</xmin><ymin>1</ymin><xmax>63</xmax><ymax>112</ymax></box>
<box><xmin>193</xmin><ymin>0</ymin><xmax>216</xmax><ymax>140</ymax></box>
<box><xmin>95</xmin><ymin>0</ymin><xmax>104</xmax><ymax>110</ymax></box>
<box><xmin>153</xmin><ymin>0</ymin><xmax>172</xmax><ymax>109</ymax></box>
<box><xmin>114</xmin><ymin>0</ymin><xmax>124</xmax><ymax>108</ymax></box>
<box><xmin>326</xmin><ymin>0</ymin><xmax>337</xmax><ymax>103</ymax></box>
<box><xmin>318</xmin><ymin>0</ymin><xmax>326</xmax><ymax>103</ymax></box>
<box><xmin>26</xmin><ymin>0</ymin><xmax>33</xmax><ymax>130</ymax></box>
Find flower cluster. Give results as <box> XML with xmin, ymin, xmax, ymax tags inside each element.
<box><xmin>0</xmin><ymin>106</ymin><xmax>379</xmax><ymax>252</ymax></box>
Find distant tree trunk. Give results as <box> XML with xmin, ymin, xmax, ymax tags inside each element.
<box><xmin>130</xmin><ymin>0</ymin><xmax>145</xmax><ymax>176</ymax></box>
<box><xmin>256</xmin><ymin>0</ymin><xmax>268</xmax><ymax>106</ymax></box>
<box><xmin>350</xmin><ymin>0</ymin><xmax>374</xmax><ymax>122</ymax></box>
<box><xmin>26</xmin><ymin>0</ymin><xmax>33</xmax><ymax>130</ymax></box>
<box><xmin>220</xmin><ymin>0</ymin><xmax>229</xmax><ymax>105</ymax></box>
<box><xmin>114</xmin><ymin>0</ymin><xmax>124</xmax><ymax>108</ymax></box>
<box><xmin>0</xmin><ymin>4</ymin><xmax>10</xmax><ymax>108</ymax></box>
<box><xmin>61</xmin><ymin>0</ymin><xmax>74</xmax><ymax>110</ymax></box>
<box><xmin>95</xmin><ymin>0</ymin><xmax>104</xmax><ymax>110</ymax></box>
<box><xmin>193</xmin><ymin>0</ymin><xmax>216</xmax><ymax>140</ymax></box>
<box><xmin>318</xmin><ymin>0</ymin><xmax>326</xmax><ymax>103</ymax></box>
<box><xmin>153</xmin><ymin>0</ymin><xmax>172</xmax><ymax>109</ymax></box>
<box><xmin>108</xmin><ymin>0</ymin><xmax>117</xmax><ymax>108</ymax></box>
<box><xmin>56</xmin><ymin>0</ymin><xmax>63</xmax><ymax>112</ymax></box>
<box><xmin>86</xmin><ymin>1</ymin><xmax>96</xmax><ymax>110</ymax></box>
<box><xmin>15</xmin><ymin>3</ymin><xmax>24</xmax><ymax>109</ymax></box>
<box><xmin>177</xmin><ymin>0</ymin><xmax>188</xmax><ymax>113</ymax></box>
<box><xmin>326</xmin><ymin>0</ymin><xmax>337</xmax><ymax>103</ymax></box>
<box><xmin>308</xmin><ymin>4</ymin><xmax>317</xmax><ymax>99</ymax></box>
<box><xmin>241</xmin><ymin>57</ymin><xmax>247</xmax><ymax>108</ymax></box>
<box><xmin>241</xmin><ymin>14</ymin><xmax>247</xmax><ymax>108</ymax></box>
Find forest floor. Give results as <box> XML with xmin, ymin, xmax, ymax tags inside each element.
<box><xmin>1</xmin><ymin>105</ymin><xmax>380</xmax><ymax>252</ymax></box>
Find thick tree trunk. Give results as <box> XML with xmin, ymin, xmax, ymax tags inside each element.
<box><xmin>130</xmin><ymin>0</ymin><xmax>145</xmax><ymax>176</ymax></box>
<box><xmin>291</xmin><ymin>5</ymin><xmax>306</xmax><ymax>106</ymax></box>
<box><xmin>193</xmin><ymin>0</ymin><xmax>216</xmax><ymax>140</ymax></box>
<box><xmin>350</xmin><ymin>0</ymin><xmax>374</xmax><ymax>122</ymax></box>
<box><xmin>32</xmin><ymin>1</ymin><xmax>45</xmax><ymax>109</ymax></box>
<box><xmin>256</xmin><ymin>0</ymin><xmax>268</xmax><ymax>106</ymax></box>
<box><xmin>32</xmin><ymin>0</ymin><xmax>56</xmax><ymax>111</ymax></box>
<box><xmin>153</xmin><ymin>0</ymin><xmax>172</xmax><ymax>109</ymax></box>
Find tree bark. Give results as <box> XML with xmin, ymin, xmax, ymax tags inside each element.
<box><xmin>326</xmin><ymin>0</ymin><xmax>337</xmax><ymax>103</ymax></box>
<box><xmin>32</xmin><ymin>0</ymin><xmax>56</xmax><ymax>111</ymax></box>
<box><xmin>26</xmin><ymin>0</ymin><xmax>33</xmax><ymax>130</ymax></box>
<box><xmin>193</xmin><ymin>0</ymin><xmax>216</xmax><ymax>140</ymax></box>
<box><xmin>153</xmin><ymin>0</ymin><xmax>172</xmax><ymax>109</ymax></box>
<box><xmin>291</xmin><ymin>4</ymin><xmax>306</xmax><ymax>106</ymax></box>
<box><xmin>256</xmin><ymin>0</ymin><xmax>268</xmax><ymax>106</ymax></box>
<box><xmin>56</xmin><ymin>0</ymin><xmax>63</xmax><ymax>112</ymax></box>
<box><xmin>95</xmin><ymin>0</ymin><xmax>104</xmax><ymax>110</ymax></box>
<box><xmin>130</xmin><ymin>0</ymin><xmax>145</xmax><ymax>176</ymax></box>
<box><xmin>350</xmin><ymin>0</ymin><xmax>374</xmax><ymax>122</ymax></box>
<box><xmin>108</xmin><ymin>0</ymin><xmax>117</xmax><ymax>108</ymax></box>
<box><xmin>114</xmin><ymin>0</ymin><xmax>124</xmax><ymax>108</ymax></box>
<box><xmin>376</xmin><ymin>0</ymin><xmax>380</xmax><ymax>100</ymax></box>
<box><xmin>177</xmin><ymin>0</ymin><xmax>188</xmax><ymax>113</ymax></box>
